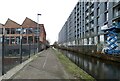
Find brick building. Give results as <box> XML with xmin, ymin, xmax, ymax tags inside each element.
<box><xmin>0</xmin><ymin>17</ymin><xmax>46</xmax><ymax>45</ymax></box>
<box><xmin>0</xmin><ymin>17</ymin><xmax>47</xmax><ymax>59</ymax></box>
<box><xmin>0</xmin><ymin>17</ymin><xmax>47</xmax><ymax>76</ymax></box>
<box><xmin>39</xmin><ymin>24</ymin><xmax>46</xmax><ymax>43</ymax></box>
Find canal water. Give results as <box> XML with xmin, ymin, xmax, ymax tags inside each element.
<box><xmin>60</xmin><ymin>50</ymin><xmax>120</xmax><ymax>79</ymax></box>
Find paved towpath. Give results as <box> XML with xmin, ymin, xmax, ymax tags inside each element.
<box><xmin>10</xmin><ymin>48</ymin><xmax>74</xmax><ymax>79</ymax></box>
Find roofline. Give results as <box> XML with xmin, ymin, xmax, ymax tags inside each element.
<box><xmin>22</xmin><ymin>17</ymin><xmax>38</xmax><ymax>25</ymax></box>
<box><xmin>4</xmin><ymin>18</ymin><xmax>21</xmax><ymax>26</ymax></box>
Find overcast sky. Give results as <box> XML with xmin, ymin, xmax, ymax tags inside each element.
<box><xmin>0</xmin><ymin>0</ymin><xmax>78</xmax><ymax>44</ymax></box>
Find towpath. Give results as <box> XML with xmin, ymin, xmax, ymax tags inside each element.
<box><xmin>10</xmin><ymin>48</ymin><xmax>74</xmax><ymax>79</ymax></box>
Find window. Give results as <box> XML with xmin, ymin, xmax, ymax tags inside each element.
<box><xmin>118</xmin><ymin>7</ymin><xmax>120</xmax><ymax>11</ymax></box>
<box><xmin>104</xmin><ymin>34</ymin><xmax>107</xmax><ymax>44</ymax></box>
<box><xmin>6</xmin><ymin>28</ymin><xmax>10</xmax><ymax>34</ymax></box>
<box><xmin>105</xmin><ymin>12</ymin><xmax>108</xmax><ymax>22</ymax></box>
<box><xmin>16</xmin><ymin>28</ymin><xmax>21</xmax><ymax>34</ymax></box>
<box><xmin>117</xmin><ymin>33</ymin><xmax>120</xmax><ymax>43</ymax></box>
<box><xmin>90</xmin><ymin>4</ymin><xmax>94</xmax><ymax>12</ymax></box>
<box><xmin>97</xmin><ymin>7</ymin><xmax>100</xmax><ymax>16</ymax></box>
<box><xmin>28</xmin><ymin>36</ymin><xmax>33</xmax><ymax>43</ymax></box>
<box><xmin>86</xmin><ymin>24</ymin><xmax>89</xmax><ymax>30</ymax></box>
<box><xmin>86</xmin><ymin>19</ymin><xmax>89</xmax><ymax>23</ymax></box>
<box><xmin>22</xmin><ymin>36</ymin><xmax>27</xmax><ymax>44</ymax></box>
<box><xmin>11</xmin><ymin>28</ymin><xmax>15</xmax><ymax>34</ymax></box>
<box><xmin>98</xmin><ymin>35</ymin><xmax>100</xmax><ymax>43</ymax></box>
<box><xmin>27</xmin><ymin>28</ymin><xmax>33</xmax><ymax>34</ymax></box>
<box><xmin>77</xmin><ymin>19</ymin><xmax>79</xmax><ymax>24</ymax></box>
<box><xmin>97</xmin><ymin>17</ymin><xmax>100</xmax><ymax>25</ymax></box>
<box><xmin>97</xmin><ymin>26</ymin><xmax>99</xmax><ymax>34</ymax></box>
<box><xmin>105</xmin><ymin>2</ymin><xmax>109</xmax><ymax>10</ymax></box>
<box><xmin>77</xmin><ymin>2</ymin><xmax>79</xmax><ymax>7</ymax></box>
<box><xmin>86</xmin><ymin>12</ymin><xmax>89</xmax><ymax>16</ymax></box>
<box><xmin>87</xmin><ymin>38</ymin><xmax>89</xmax><ymax>44</ymax></box>
<box><xmin>82</xmin><ymin>26</ymin><xmax>84</xmax><ymax>31</ymax></box>
<box><xmin>90</xmin><ymin>0</ymin><xmax>94</xmax><ymax>4</ymax></box>
<box><xmin>0</xmin><ymin>37</ymin><xmax>2</xmax><ymax>44</ymax></box>
<box><xmin>0</xmin><ymin>28</ymin><xmax>2</xmax><ymax>34</ymax></box>
<box><xmin>77</xmin><ymin>28</ymin><xmax>79</xmax><ymax>32</ymax></box>
<box><xmin>16</xmin><ymin>37</ymin><xmax>20</xmax><ymax>44</ymax></box>
<box><xmin>83</xmin><ymin>32</ymin><xmax>84</xmax><ymax>37</ymax></box>
<box><xmin>90</xmin><ymin>20</ymin><xmax>94</xmax><ymax>27</ymax></box>
<box><xmin>97</xmin><ymin>1</ymin><xmax>100</xmax><ymax>6</ymax></box>
<box><xmin>77</xmin><ymin>8</ymin><xmax>79</xmax><ymax>12</ymax></box>
<box><xmin>117</xmin><ymin>7</ymin><xmax>120</xmax><ymax>16</ymax></box>
<box><xmin>82</xmin><ymin>6</ymin><xmax>84</xmax><ymax>12</ymax></box>
<box><xmin>91</xmin><ymin>37</ymin><xmax>94</xmax><ymax>44</ymax></box>
<box><xmin>86</xmin><ymin>2</ymin><xmax>89</xmax><ymax>9</ymax></box>
<box><xmin>5</xmin><ymin>37</ymin><xmax>9</xmax><ymax>44</ymax></box>
<box><xmin>80</xmin><ymin>33</ymin><xmax>81</xmax><ymax>38</ymax></box>
<box><xmin>77</xmin><ymin>13</ymin><xmax>79</xmax><ymax>17</ymax></box>
<box><xmin>77</xmin><ymin>34</ymin><xmax>79</xmax><ymax>38</ymax></box>
<box><xmin>90</xmin><ymin>12</ymin><xmax>94</xmax><ymax>20</ymax></box>
<box><xmin>10</xmin><ymin>37</ymin><xmax>15</xmax><ymax>44</ymax></box>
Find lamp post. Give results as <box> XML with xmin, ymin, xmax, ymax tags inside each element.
<box><xmin>37</xmin><ymin>14</ymin><xmax>41</xmax><ymax>53</ymax></box>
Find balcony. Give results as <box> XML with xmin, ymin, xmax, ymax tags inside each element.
<box><xmin>91</xmin><ymin>16</ymin><xmax>94</xmax><ymax>20</ymax></box>
<box><xmin>85</xmin><ymin>27</ymin><xmax>89</xmax><ymax>32</ymax></box>
<box><xmin>87</xmin><ymin>6</ymin><xmax>89</xmax><ymax>9</ymax></box>
<box><xmin>86</xmin><ymin>20</ymin><xmax>89</xmax><ymax>23</ymax></box>
<box><xmin>86</xmin><ymin>27</ymin><xmax>89</xmax><ymax>30</ymax></box>
<box><xmin>91</xmin><ymin>8</ymin><xmax>94</xmax><ymax>12</ymax></box>
<box><xmin>85</xmin><ymin>33</ymin><xmax>89</xmax><ymax>38</ymax></box>
<box><xmin>86</xmin><ymin>13</ymin><xmax>89</xmax><ymax>16</ymax></box>
<box><xmin>91</xmin><ymin>24</ymin><xmax>94</xmax><ymax>28</ymax></box>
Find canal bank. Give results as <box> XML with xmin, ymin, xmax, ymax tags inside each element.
<box><xmin>53</xmin><ymin>48</ymin><xmax>95</xmax><ymax>80</ymax></box>
<box><xmin>54</xmin><ymin>46</ymin><xmax>120</xmax><ymax>63</ymax></box>
<box><xmin>54</xmin><ymin>47</ymin><xmax>120</xmax><ymax>79</ymax></box>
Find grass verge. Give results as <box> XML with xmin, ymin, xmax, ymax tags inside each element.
<box><xmin>52</xmin><ymin>48</ymin><xmax>95</xmax><ymax>80</ymax></box>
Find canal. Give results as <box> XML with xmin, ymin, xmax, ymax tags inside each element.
<box><xmin>60</xmin><ymin>50</ymin><xmax>120</xmax><ymax>79</ymax></box>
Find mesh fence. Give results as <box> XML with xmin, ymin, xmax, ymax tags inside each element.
<box><xmin>0</xmin><ymin>35</ymin><xmax>45</xmax><ymax>75</ymax></box>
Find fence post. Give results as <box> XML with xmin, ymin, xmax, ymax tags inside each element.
<box><xmin>34</xmin><ymin>43</ymin><xmax>35</xmax><ymax>55</ymax></box>
<box><xmin>2</xmin><ymin>35</ymin><xmax>5</xmax><ymax>75</ymax></box>
<box><xmin>20</xmin><ymin>36</ymin><xmax>22</xmax><ymax>63</ymax></box>
<box><xmin>29</xmin><ymin>43</ymin><xmax>31</xmax><ymax>58</ymax></box>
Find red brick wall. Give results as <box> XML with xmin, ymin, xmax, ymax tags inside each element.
<box><xmin>39</xmin><ymin>24</ymin><xmax>46</xmax><ymax>43</ymax></box>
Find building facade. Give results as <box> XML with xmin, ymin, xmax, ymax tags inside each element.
<box><xmin>58</xmin><ymin>0</ymin><xmax>120</xmax><ymax>46</ymax></box>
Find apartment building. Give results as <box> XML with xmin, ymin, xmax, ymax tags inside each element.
<box><xmin>58</xmin><ymin>0</ymin><xmax>120</xmax><ymax>46</ymax></box>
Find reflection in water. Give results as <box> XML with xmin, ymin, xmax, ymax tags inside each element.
<box><xmin>60</xmin><ymin>50</ymin><xmax>120</xmax><ymax>79</ymax></box>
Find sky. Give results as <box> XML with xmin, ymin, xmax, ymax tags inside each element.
<box><xmin>0</xmin><ymin>0</ymin><xmax>78</xmax><ymax>44</ymax></box>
